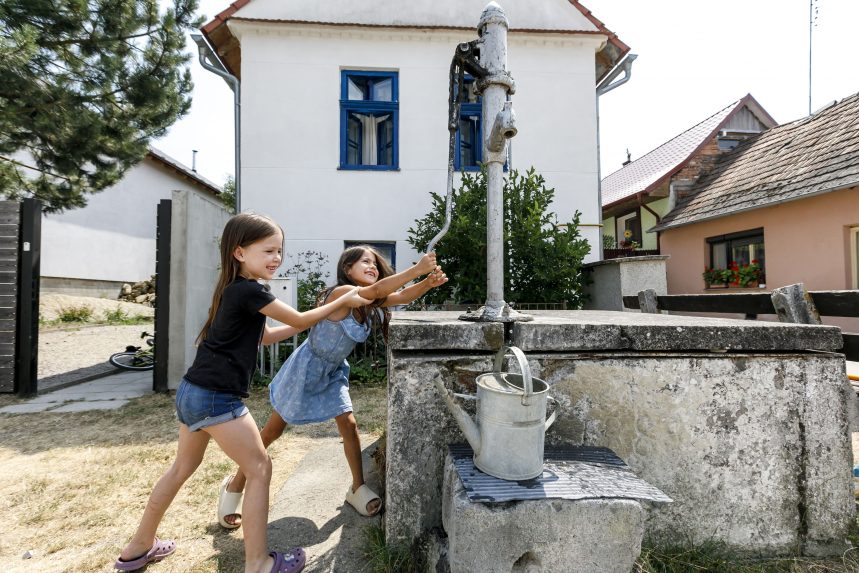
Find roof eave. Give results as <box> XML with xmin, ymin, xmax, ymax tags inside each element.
<box><xmin>202</xmin><ymin>0</ymin><xmax>630</xmax><ymax>83</ymax></box>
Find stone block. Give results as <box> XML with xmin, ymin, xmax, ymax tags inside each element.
<box><xmin>441</xmin><ymin>454</ymin><xmax>644</xmax><ymax>573</ymax></box>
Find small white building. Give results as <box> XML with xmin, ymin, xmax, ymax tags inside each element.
<box><xmin>202</xmin><ymin>0</ymin><xmax>628</xmax><ymax>272</ymax></box>
<box><xmin>40</xmin><ymin>147</ymin><xmax>223</xmax><ymax>296</ymax></box>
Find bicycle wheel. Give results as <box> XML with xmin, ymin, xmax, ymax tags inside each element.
<box><xmin>109</xmin><ymin>351</ymin><xmax>155</xmax><ymax>371</ymax></box>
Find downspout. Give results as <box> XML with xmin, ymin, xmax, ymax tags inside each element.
<box><xmin>638</xmin><ymin>192</ymin><xmax>661</xmax><ymax>253</ymax></box>
<box><xmin>595</xmin><ymin>53</ymin><xmax>637</xmax><ymax>260</ymax></box>
<box><xmin>191</xmin><ymin>33</ymin><xmax>242</xmax><ymax>212</ymax></box>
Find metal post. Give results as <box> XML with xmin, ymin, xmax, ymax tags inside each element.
<box><xmin>16</xmin><ymin>198</ymin><xmax>41</xmax><ymax>397</ymax></box>
<box><xmin>461</xmin><ymin>2</ymin><xmax>531</xmax><ymax>322</ymax></box>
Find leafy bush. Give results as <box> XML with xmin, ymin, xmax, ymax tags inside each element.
<box><xmin>407</xmin><ymin>167</ymin><xmax>591</xmax><ymax>306</ymax></box>
<box><xmin>283</xmin><ymin>251</ymin><xmax>330</xmax><ymax>311</ymax></box>
<box><xmin>602</xmin><ymin>234</ymin><xmax>616</xmax><ymax>249</ymax></box>
<box><xmin>57</xmin><ymin>305</ymin><xmax>94</xmax><ymax>323</ymax></box>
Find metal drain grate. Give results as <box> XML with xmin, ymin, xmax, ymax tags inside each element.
<box><xmin>449</xmin><ymin>444</ymin><xmax>673</xmax><ymax>504</ymax></box>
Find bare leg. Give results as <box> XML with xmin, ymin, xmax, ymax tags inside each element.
<box><xmin>335</xmin><ymin>411</ymin><xmax>380</xmax><ymax>515</ymax></box>
<box><xmin>119</xmin><ymin>424</ymin><xmax>209</xmax><ymax>561</ymax></box>
<box><xmin>223</xmin><ymin>411</ymin><xmax>288</xmax><ymax>527</ymax></box>
<box><xmin>206</xmin><ymin>412</ymin><xmax>276</xmax><ymax>573</ymax></box>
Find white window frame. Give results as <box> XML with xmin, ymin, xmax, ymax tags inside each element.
<box><xmin>851</xmin><ymin>226</ymin><xmax>859</xmax><ymax>289</ymax></box>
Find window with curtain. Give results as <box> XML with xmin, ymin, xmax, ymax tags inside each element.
<box><xmin>455</xmin><ymin>78</ymin><xmax>482</xmax><ymax>171</ymax></box>
<box><xmin>707</xmin><ymin>228</ymin><xmax>766</xmax><ymax>279</ymax></box>
<box><xmin>340</xmin><ymin>71</ymin><xmax>398</xmax><ymax>170</ymax></box>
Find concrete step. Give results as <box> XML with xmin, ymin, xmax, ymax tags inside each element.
<box><xmin>267</xmin><ymin>435</ymin><xmax>381</xmax><ymax>572</ymax></box>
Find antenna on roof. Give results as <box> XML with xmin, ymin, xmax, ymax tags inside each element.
<box><xmin>808</xmin><ymin>0</ymin><xmax>819</xmax><ymax>115</ymax></box>
<box><xmin>622</xmin><ymin>149</ymin><xmax>632</xmax><ymax>166</ymax></box>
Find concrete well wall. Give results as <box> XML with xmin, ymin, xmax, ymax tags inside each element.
<box><xmin>385</xmin><ymin>311</ymin><xmax>853</xmax><ymax>557</ymax></box>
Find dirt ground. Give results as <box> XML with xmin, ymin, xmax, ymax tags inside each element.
<box><xmin>38</xmin><ymin>294</ymin><xmax>155</xmax><ymax>379</ymax></box>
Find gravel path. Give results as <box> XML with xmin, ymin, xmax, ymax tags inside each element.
<box><xmin>38</xmin><ymin>323</ymin><xmax>154</xmax><ymax>379</ymax></box>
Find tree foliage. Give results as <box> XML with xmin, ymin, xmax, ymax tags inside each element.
<box><xmin>407</xmin><ymin>167</ymin><xmax>591</xmax><ymax>307</ymax></box>
<box><xmin>0</xmin><ymin>0</ymin><xmax>201</xmax><ymax>212</ymax></box>
<box><xmin>221</xmin><ymin>174</ymin><xmax>236</xmax><ymax>213</ymax></box>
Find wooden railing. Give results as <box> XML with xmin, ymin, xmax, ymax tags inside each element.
<box><xmin>622</xmin><ymin>289</ymin><xmax>859</xmax><ymax>361</ymax></box>
<box><xmin>603</xmin><ymin>248</ymin><xmax>660</xmax><ymax>260</ymax></box>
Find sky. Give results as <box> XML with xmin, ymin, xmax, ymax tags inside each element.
<box><xmin>154</xmin><ymin>0</ymin><xmax>859</xmax><ymax>186</ymax></box>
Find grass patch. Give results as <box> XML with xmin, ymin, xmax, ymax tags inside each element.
<box><xmin>363</xmin><ymin>523</ymin><xmax>417</xmax><ymax>573</ymax></box>
<box><xmin>57</xmin><ymin>304</ymin><xmax>94</xmax><ymax>323</ymax></box>
<box><xmin>103</xmin><ymin>306</ymin><xmax>152</xmax><ymax>325</ymax></box>
<box><xmin>634</xmin><ymin>542</ymin><xmax>859</xmax><ymax>572</ymax></box>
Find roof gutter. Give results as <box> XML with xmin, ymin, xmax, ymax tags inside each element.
<box><xmin>191</xmin><ymin>33</ymin><xmax>242</xmax><ymax>212</ymax></box>
<box><xmin>595</xmin><ymin>53</ymin><xmax>637</xmax><ymax>260</ymax></box>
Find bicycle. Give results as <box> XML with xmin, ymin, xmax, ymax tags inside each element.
<box><xmin>109</xmin><ymin>331</ymin><xmax>155</xmax><ymax>371</ymax></box>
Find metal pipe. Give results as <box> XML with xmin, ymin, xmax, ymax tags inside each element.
<box><xmin>191</xmin><ymin>33</ymin><xmax>242</xmax><ymax>211</ymax></box>
<box><xmin>595</xmin><ymin>53</ymin><xmax>637</xmax><ymax>259</ymax></box>
<box><xmin>480</xmin><ymin>2</ymin><xmax>511</xmax><ymax>312</ymax></box>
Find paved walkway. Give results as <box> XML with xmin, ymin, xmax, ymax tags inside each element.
<box><xmin>0</xmin><ymin>369</ymin><xmax>152</xmax><ymax>413</ymax></box>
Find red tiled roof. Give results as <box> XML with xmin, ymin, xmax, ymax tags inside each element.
<box><xmin>602</xmin><ymin>97</ymin><xmax>760</xmax><ymax>208</ymax></box>
<box><xmin>654</xmin><ymin>91</ymin><xmax>859</xmax><ymax>231</ymax></box>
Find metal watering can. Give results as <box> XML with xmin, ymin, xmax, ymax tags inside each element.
<box><xmin>433</xmin><ymin>346</ymin><xmax>557</xmax><ymax>480</ymax></box>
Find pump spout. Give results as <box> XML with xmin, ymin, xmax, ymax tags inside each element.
<box><xmin>486</xmin><ymin>101</ymin><xmax>517</xmax><ymax>152</ymax></box>
<box><xmin>433</xmin><ymin>377</ymin><xmax>482</xmax><ymax>453</ymax></box>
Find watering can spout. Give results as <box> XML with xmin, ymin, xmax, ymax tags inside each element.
<box><xmin>433</xmin><ymin>377</ymin><xmax>482</xmax><ymax>453</ymax></box>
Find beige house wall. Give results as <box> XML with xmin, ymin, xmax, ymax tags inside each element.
<box><xmin>660</xmin><ymin>185</ymin><xmax>859</xmax><ymax>331</ymax></box>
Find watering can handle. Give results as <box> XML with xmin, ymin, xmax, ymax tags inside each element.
<box><xmin>493</xmin><ymin>345</ymin><xmax>533</xmax><ymax>405</ymax></box>
<box><xmin>545</xmin><ymin>396</ymin><xmax>558</xmax><ymax>430</ymax></box>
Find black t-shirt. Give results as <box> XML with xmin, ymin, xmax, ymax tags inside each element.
<box><xmin>184</xmin><ymin>277</ymin><xmax>276</xmax><ymax>397</ymax></box>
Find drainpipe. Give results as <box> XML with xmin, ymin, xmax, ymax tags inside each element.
<box><xmin>595</xmin><ymin>54</ymin><xmax>637</xmax><ymax>260</ymax></box>
<box><xmin>191</xmin><ymin>33</ymin><xmax>241</xmax><ymax>212</ymax></box>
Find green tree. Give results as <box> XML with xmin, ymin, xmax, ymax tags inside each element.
<box><xmin>0</xmin><ymin>0</ymin><xmax>201</xmax><ymax>212</ymax></box>
<box><xmin>221</xmin><ymin>174</ymin><xmax>236</xmax><ymax>213</ymax></box>
<box><xmin>407</xmin><ymin>167</ymin><xmax>591</xmax><ymax>307</ymax></box>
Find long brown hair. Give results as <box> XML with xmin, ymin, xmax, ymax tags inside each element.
<box><xmin>197</xmin><ymin>213</ymin><xmax>284</xmax><ymax>343</ymax></box>
<box><xmin>317</xmin><ymin>245</ymin><xmax>394</xmax><ymax>339</ymax></box>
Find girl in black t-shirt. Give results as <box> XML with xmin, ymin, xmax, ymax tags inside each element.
<box><xmin>115</xmin><ymin>213</ymin><xmax>368</xmax><ymax>573</ymax></box>
<box><xmin>219</xmin><ymin>245</ymin><xmax>447</xmax><ymax>526</ymax></box>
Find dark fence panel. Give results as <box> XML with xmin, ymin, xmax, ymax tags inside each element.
<box><xmin>153</xmin><ymin>200</ymin><xmax>171</xmax><ymax>393</ymax></box>
<box><xmin>15</xmin><ymin>198</ymin><xmax>40</xmax><ymax>396</ymax></box>
<box><xmin>0</xmin><ymin>201</ymin><xmax>18</xmax><ymax>393</ymax></box>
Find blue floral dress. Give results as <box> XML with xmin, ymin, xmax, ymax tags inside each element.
<box><xmin>269</xmin><ymin>312</ymin><xmax>370</xmax><ymax>425</ymax></box>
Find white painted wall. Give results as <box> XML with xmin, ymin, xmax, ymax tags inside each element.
<box><xmin>235</xmin><ymin>22</ymin><xmax>605</xmax><ymax>277</ymax></box>
<box><xmin>40</xmin><ymin>157</ymin><xmax>218</xmax><ymax>284</ymax></box>
<box><xmin>167</xmin><ymin>190</ymin><xmax>231</xmax><ymax>389</ymax></box>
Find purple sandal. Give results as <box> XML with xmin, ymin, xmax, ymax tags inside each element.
<box><xmin>114</xmin><ymin>538</ymin><xmax>176</xmax><ymax>571</ymax></box>
<box><xmin>269</xmin><ymin>547</ymin><xmax>306</xmax><ymax>573</ymax></box>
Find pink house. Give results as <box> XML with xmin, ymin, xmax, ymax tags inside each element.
<box><xmin>653</xmin><ymin>92</ymin><xmax>859</xmax><ymax>331</ymax></box>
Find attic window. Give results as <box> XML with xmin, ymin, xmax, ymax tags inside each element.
<box><xmin>717</xmin><ymin>138</ymin><xmax>741</xmax><ymax>151</ymax></box>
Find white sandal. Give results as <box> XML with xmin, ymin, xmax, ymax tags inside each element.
<box><xmin>218</xmin><ymin>475</ymin><xmax>243</xmax><ymax>529</ymax></box>
<box><xmin>345</xmin><ymin>484</ymin><xmax>382</xmax><ymax>517</ymax></box>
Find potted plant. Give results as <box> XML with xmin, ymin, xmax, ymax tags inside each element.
<box><xmin>702</xmin><ymin>267</ymin><xmax>723</xmax><ymax>288</ymax></box>
<box><xmin>619</xmin><ymin>229</ymin><xmax>639</xmax><ymax>251</ymax></box>
<box><xmin>737</xmin><ymin>260</ymin><xmax>762</xmax><ymax>288</ymax></box>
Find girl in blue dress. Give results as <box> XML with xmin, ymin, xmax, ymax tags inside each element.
<box><xmin>218</xmin><ymin>245</ymin><xmax>447</xmax><ymax>526</ymax></box>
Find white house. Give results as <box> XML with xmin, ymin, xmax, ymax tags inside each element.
<box><xmin>40</xmin><ymin>147</ymin><xmax>223</xmax><ymax>296</ymax></box>
<box><xmin>202</xmin><ymin>0</ymin><xmax>628</xmax><ymax>272</ymax></box>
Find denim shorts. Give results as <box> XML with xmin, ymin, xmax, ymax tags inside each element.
<box><xmin>175</xmin><ymin>379</ymin><xmax>249</xmax><ymax>432</ymax></box>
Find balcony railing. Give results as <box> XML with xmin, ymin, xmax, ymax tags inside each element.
<box><xmin>603</xmin><ymin>248</ymin><xmax>660</xmax><ymax>260</ymax></box>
